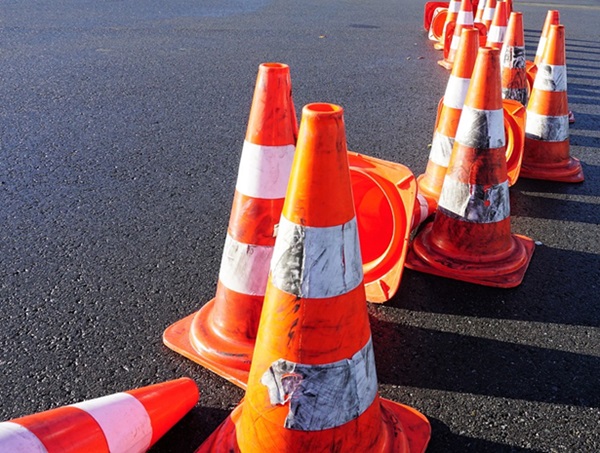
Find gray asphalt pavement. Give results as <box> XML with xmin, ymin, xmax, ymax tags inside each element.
<box><xmin>1</xmin><ymin>0</ymin><xmax>599</xmax><ymax>452</ymax></box>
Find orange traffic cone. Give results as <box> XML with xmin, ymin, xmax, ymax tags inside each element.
<box><xmin>522</xmin><ymin>25</ymin><xmax>584</xmax><ymax>182</ymax></box>
<box><xmin>432</xmin><ymin>0</ymin><xmax>460</xmax><ymax>48</ymax></box>
<box><xmin>526</xmin><ymin>10</ymin><xmax>559</xmax><ymax>88</ymax></box>
<box><xmin>420</xmin><ymin>28</ymin><xmax>480</xmax><ymax>206</ymax></box>
<box><xmin>474</xmin><ymin>0</ymin><xmax>487</xmax><ymax>24</ymax></box>
<box><xmin>501</xmin><ymin>11</ymin><xmax>529</xmax><ymax>106</ymax></box>
<box><xmin>482</xmin><ymin>0</ymin><xmax>497</xmax><ymax>31</ymax></box>
<box><xmin>407</xmin><ymin>47</ymin><xmax>535</xmax><ymax>288</ymax></box>
<box><xmin>196</xmin><ymin>103</ymin><xmax>431</xmax><ymax>452</ymax></box>
<box><xmin>439</xmin><ymin>0</ymin><xmax>486</xmax><ymax>70</ymax></box>
<box><xmin>0</xmin><ymin>378</ymin><xmax>198</xmax><ymax>453</ymax></box>
<box><xmin>486</xmin><ymin>0</ymin><xmax>508</xmax><ymax>49</ymax></box>
<box><xmin>424</xmin><ymin>1</ymin><xmax>452</xmax><ymax>34</ymax></box>
<box><xmin>163</xmin><ymin>62</ymin><xmax>298</xmax><ymax>387</ymax></box>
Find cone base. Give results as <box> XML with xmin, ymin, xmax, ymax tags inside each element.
<box><xmin>195</xmin><ymin>398</ymin><xmax>431</xmax><ymax>453</ymax></box>
<box><xmin>162</xmin><ymin>303</ymin><xmax>250</xmax><ymax>389</ymax></box>
<box><xmin>520</xmin><ymin>156</ymin><xmax>584</xmax><ymax>183</ymax></box>
<box><xmin>437</xmin><ymin>58</ymin><xmax>454</xmax><ymax>70</ymax></box>
<box><xmin>406</xmin><ymin>222</ymin><xmax>535</xmax><ymax>288</ymax></box>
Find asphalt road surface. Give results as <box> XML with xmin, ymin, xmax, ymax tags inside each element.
<box><xmin>1</xmin><ymin>0</ymin><xmax>599</xmax><ymax>451</ymax></box>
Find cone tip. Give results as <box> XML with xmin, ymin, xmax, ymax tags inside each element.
<box><xmin>259</xmin><ymin>62</ymin><xmax>290</xmax><ymax>72</ymax></box>
<box><xmin>303</xmin><ymin>103</ymin><xmax>344</xmax><ymax>116</ymax></box>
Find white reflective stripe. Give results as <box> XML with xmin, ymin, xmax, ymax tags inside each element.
<box><xmin>449</xmin><ymin>0</ymin><xmax>460</xmax><ymax>13</ymax></box>
<box><xmin>235</xmin><ymin>141</ymin><xmax>295</xmax><ymax>199</ymax></box>
<box><xmin>439</xmin><ymin>179</ymin><xmax>510</xmax><ymax>223</ymax></box>
<box><xmin>483</xmin><ymin>7</ymin><xmax>495</xmax><ymax>21</ymax></box>
<box><xmin>525</xmin><ymin>111</ymin><xmax>569</xmax><ymax>142</ymax></box>
<box><xmin>72</xmin><ymin>393</ymin><xmax>152</xmax><ymax>453</ymax></box>
<box><xmin>535</xmin><ymin>36</ymin><xmax>547</xmax><ymax>57</ymax></box>
<box><xmin>502</xmin><ymin>87</ymin><xmax>529</xmax><ymax>106</ymax></box>
<box><xmin>476</xmin><ymin>0</ymin><xmax>487</xmax><ymax>14</ymax></box>
<box><xmin>218</xmin><ymin>234</ymin><xmax>273</xmax><ymax>296</ymax></box>
<box><xmin>414</xmin><ymin>194</ymin><xmax>431</xmax><ymax>228</ymax></box>
<box><xmin>0</xmin><ymin>422</ymin><xmax>47</xmax><ymax>453</ymax></box>
<box><xmin>261</xmin><ymin>336</ymin><xmax>378</xmax><ymax>431</ymax></box>
<box><xmin>501</xmin><ymin>45</ymin><xmax>526</xmax><ymax>69</ymax></box>
<box><xmin>488</xmin><ymin>25</ymin><xmax>506</xmax><ymax>43</ymax></box>
<box><xmin>429</xmin><ymin>131</ymin><xmax>455</xmax><ymax>167</ymax></box>
<box><xmin>444</xmin><ymin>76</ymin><xmax>471</xmax><ymax>109</ymax></box>
<box><xmin>533</xmin><ymin>64</ymin><xmax>567</xmax><ymax>92</ymax></box>
<box><xmin>455</xmin><ymin>106</ymin><xmax>506</xmax><ymax>149</ymax></box>
<box><xmin>270</xmin><ymin>216</ymin><xmax>363</xmax><ymax>299</ymax></box>
<box><xmin>457</xmin><ymin>11</ymin><xmax>473</xmax><ymax>25</ymax></box>
<box><xmin>450</xmin><ymin>34</ymin><xmax>460</xmax><ymax>50</ymax></box>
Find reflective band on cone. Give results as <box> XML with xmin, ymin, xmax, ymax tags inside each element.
<box><xmin>408</xmin><ymin>47</ymin><xmax>534</xmax><ymax>288</ymax></box>
<box><xmin>501</xmin><ymin>12</ymin><xmax>529</xmax><ymax>107</ymax></box>
<box><xmin>486</xmin><ymin>0</ymin><xmax>507</xmax><ymax>49</ymax></box>
<box><xmin>482</xmin><ymin>0</ymin><xmax>496</xmax><ymax>31</ymax></box>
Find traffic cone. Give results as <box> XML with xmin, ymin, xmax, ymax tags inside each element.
<box><xmin>407</xmin><ymin>47</ymin><xmax>535</xmax><ymax>288</ymax></box>
<box><xmin>432</xmin><ymin>0</ymin><xmax>460</xmax><ymax>49</ymax></box>
<box><xmin>501</xmin><ymin>11</ymin><xmax>529</xmax><ymax>106</ymax></box>
<box><xmin>522</xmin><ymin>25</ymin><xmax>584</xmax><ymax>182</ymax></box>
<box><xmin>420</xmin><ymin>28</ymin><xmax>480</xmax><ymax>205</ymax></box>
<box><xmin>0</xmin><ymin>378</ymin><xmax>199</xmax><ymax>453</ymax></box>
<box><xmin>196</xmin><ymin>103</ymin><xmax>431</xmax><ymax>453</ymax></box>
<box><xmin>474</xmin><ymin>0</ymin><xmax>487</xmax><ymax>24</ymax></box>
<box><xmin>482</xmin><ymin>0</ymin><xmax>497</xmax><ymax>31</ymax></box>
<box><xmin>163</xmin><ymin>62</ymin><xmax>298</xmax><ymax>387</ymax></box>
<box><xmin>424</xmin><ymin>1</ymin><xmax>451</xmax><ymax>33</ymax></box>
<box><xmin>439</xmin><ymin>0</ymin><xmax>486</xmax><ymax>70</ymax></box>
<box><xmin>486</xmin><ymin>0</ymin><xmax>508</xmax><ymax>49</ymax></box>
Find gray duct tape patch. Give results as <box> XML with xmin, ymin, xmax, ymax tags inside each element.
<box><xmin>438</xmin><ymin>178</ymin><xmax>510</xmax><ymax>223</ymax></box>
<box><xmin>533</xmin><ymin>63</ymin><xmax>567</xmax><ymax>93</ymax></box>
<box><xmin>525</xmin><ymin>111</ymin><xmax>569</xmax><ymax>142</ymax></box>
<box><xmin>430</xmin><ymin>132</ymin><xmax>455</xmax><ymax>167</ymax></box>
<box><xmin>455</xmin><ymin>106</ymin><xmax>505</xmax><ymax>150</ymax></box>
<box><xmin>260</xmin><ymin>337</ymin><xmax>378</xmax><ymax>431</ymax></box>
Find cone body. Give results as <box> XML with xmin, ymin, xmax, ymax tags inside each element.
<box><xmin>419</xmin><ymin>28</ymin><xmax>480</xmax><ymax>205</ymax></box>
<box><xmin>534</xmin><ymin>10</ymin><xmax>560</xmax><ymax>66</ymax></box>
<box><xmin>196</xmin><ymin>104</ymin><xmax>431</xmax><ymax>452</ymax></box>
<box><xmin>408</xmin><ymin>48</ymin><xmax>534</xmax><ymax>288</ymax></box>
<box><xmin>501</xmin><ymin>12</ymin><xmax>529</xmax><ymax>106</ymax></box>
<box><xmin>486</xmin><ymin>0</ymin><xmax>507</xmax><ymax>49</ymax></box>
<box><xmin>0</xmin><ymin>378</ymin><xmax>199</xmax><ymax>453</ymax></box>
<box><xmin>482</xmin><ymin>0</ymin><xmax>497</xmax><ymax>31</ymax></box>
<box><xmin>474</xmin><ymin>0</ymin><xmax>487</xmax><ymax>23</ymax></box>
<box><xmin>163</xmin><ymin>63</ymin><xmax>298</xmax><ymax>387</ymax></box>
<box><xmin>522</xmin><ymin>25</ymin><xmax>584</xmax><ymax>182</ymax></box>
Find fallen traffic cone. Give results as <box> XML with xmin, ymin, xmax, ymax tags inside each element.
<box><xmin>420</xmin><ymin>28</ymin><xmax>480</xmax><ymax>205</ymax></box>
<box><xmin>424</xmin><ymin>1</ymin><xmax>450</xmax><ymax>33</ymax></box>
<box><xmin>439</xmin><ymin>0</ymin><xmax>486</xmax><ymax>69</ymax></box>
<box><xmin>196</xmin><ymin>103</ymin><xmax>431</xmax><ymax>453</ymax></box>
<box><xmin>486</xmin><ymin>0</ymin><xmax>508</xmax><ymax>49</ymax></box>
<box><xmin>407</xmin><ymin>47</ymin><xmax>535</xmax><ymax>288</ymax></box>
<box><xmin>501</xmin><ymin>11</ymin><xmax>529</xmax><ymax>106</ymax></box>
<box><xmin>482</xmin><ymin>0</ymin><xmax>497</xmax><ymax>32</ymax></box>
<box><xmin>0</xmin><ymin>378</ymin><xmax>199</xmax><ymax>453</ymax></box>
<box><xmin>163</xmin><ymin>62</ymin><xmax>298</xmax><ymax>387</ymax></box>
<box><xmin>432</xmin><ymin>0</ymin><xmax>460</xmax><ymax>49</ymax></box>
<box><xmin>522</xmin><ymin>25</ymin><xmax>584</xmax><ymax>182</ymax></box>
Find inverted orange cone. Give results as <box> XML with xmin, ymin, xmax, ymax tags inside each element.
<box><xmin>196</xmin><ymin>103</ymin><xmax>431</xmax><ymax>453</ymax></box>
<box><xmin>407</xmin><ymin>47</ymin><xmax>535</xmax><ymax>288</ymax></box>
<box><xmin>501</xmin><ymin>12</ymin><xmax>529</xmax><ymax>106</ymax></box>
<box><xmin>485</xmin><ymin>0</ymin><xmax>507</xmax><ymax>49</ymax></box>
<box><xmin>420</xmin><ymin>28</ymin><xmax>480</xmax><ymax>206</ymax></box>
<box><xmin>522</xmin><ymin>25</ymin><xmax>584</xmax><ymax>183</ymax></box>
<box><xmin>163</xmin><ymin>62</ymin><xmax>298</xmax><ymax>387</ymax></box>
<box><xmin>0</xmin><ymin>378</ymin><xmax>198</xmax><ymax>453</ymax></box>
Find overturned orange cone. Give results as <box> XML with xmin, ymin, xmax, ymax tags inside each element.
<box><xmin>0</xmin><ymin>378</ymin><xmax>198</xmax><ymax>453</ymax></box>
<box><xmin>196</xmin><ymin>103</ymin><xmax>431</xmax><ymax>452</ymax></box>
<box><xmin>163</xmin><ymin>62</ymin><xmax>298</xmax><ymax>387</ymax></box>
<box><xmin>407</xmin><ymin>47</ymin><xmax>534</xmax><ymax>288</ymax></box>
<box><xmin>522</xmin><ymin>25</ymin><xmax>584</xmax><ymax>182</ymax></box>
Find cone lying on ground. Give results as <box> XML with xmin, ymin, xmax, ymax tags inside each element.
<box><xmin>501</xmin><ymin>11</ymin><xmax>529</xmax><ymax>106</ymax></box>
<box><xmin>432</xmin><ymin>0</ymin><xmax>460</xmax><ymax>48</ymax></box>
<box><xmin>485</xmin><ymin>0</ymin><xmax>507</xmax><ymax>49</ymax></box>
<box><xmin>439</xmin><ymin>0</ymin><xmax>486</xmax><ymax>69</ymax></box>
<box><xmin>424</xmin><ymin>1</ymin><xmax>452</xmax><ymax>34</ymax></box>
<box><xmin>0</xmin><ymin>378</ymin><xmax>198</xmax><ymax>453</ymax></box>
<box><xmin>522</xmin><ymin>25</ymin><xmax>584</xmax><ymax>182</ymax></box>
<box><xmin>163</xmin><ymin>62</ymin><xmax>298</xmax><ymax>387</ymax></box>
<box><xmin>408</xmin><ymin>47</ymin><xmax>535</xmax><ymax>288</ymax></box>
<box><xmin>420</xmin><ymin>28</ymin><xmax>480</xmax><ymax>206</ymax></box>
<box><xmin>482</xmin><ymin>0</ymin><xmax>497</xmax><ymax>31</ymax></box>
<box><xmin>196</xmin><ymin>103</ymin><xmax>431</xmax><ymax>453</ymax></box>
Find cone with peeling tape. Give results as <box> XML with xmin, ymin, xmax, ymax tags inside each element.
<box><xmin>420</xmin><ymin>28</ymin><xmax>480</xmax><ymax>207</ymax></box>
<box><xmin>485</xmin><ymin>0</ymin><xmax>507</xmax><ymax>49</ymax></box>
<box><xmin>196</xmin><ymin>103</ymin><xmax>431</xmax><ymax>453</ymax></box>
<box><xmin>501</xmin><ymin>11</ymin><xmax>529</xmax><ymax>106</ymax></box>
<box><xmin>407</xmin><ymin>47</ymin><xmax>535</xmax><ymax>288</ymax></box>
<box><xmin>0</xmin><ymin>378</ymin><xmax>199</xmax><ymax>453</ymax></box>
<box><xmin>163</xmin><ymin>62</ymin><xmax>298</xmax><ymax>387</ymax></box>
<box><xmin>522</xmin><ymin>25</ymin><xmax>584</xmax><ymax>182</ymax></box>
<box><xmin>439</xmin><ymin>0</ymin><xmax>486</xmax><ymax>70</ymax></box>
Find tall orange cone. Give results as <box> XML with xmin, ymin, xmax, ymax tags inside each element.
<box><xmin>432</xmin><ymin>0</ymin><xmax>460</xmax><ymax>49</ymax></box>
<box><xmin>0</xmin><ymin>378</ymin><xmax>198</xmax><ymax>453</ymax></box>
<box><xmin>407</xmin><ymin>47</ymin><xmax>535</xmax><ymax>288</ymax></box>
<box><xmin>522</xmin><ymin>25</ymin><xmax>584</xmax><ymax>182</ymax></box>
<box><xmin>501</xmin><ymin>11</ymin><xmax>529</xmax><ymax>106</ymax></box>
<box><xmin>474</xmin><ymin>0</ymin><xmax>487</xmax><ymax>24</ymax></box>
<box><xmin>534</xmin><ymin>10</ymin><xmax>560</xmax><ymax>67</ymax></box>
<box><xmin>485</xmin><ymin>0</ymin><xmax>507</xmax><ymax>49</ymax></box>
<box><xmin>439</xmin><ymin>0</ymin><xmax>486</xmax><ymax>69</ymax></box>
<box><xmin>163</xmin><ymin>63</ymin><xmax>298</xmax><ymax>387</ymax></box>
<box><xmin>420</xmin><ymin>28</ymin><xmax>480</xmax><ymax>206</ymax></box>
<box><xmin>482</xmin><ymin>0</ymin><xmax>497</xmax><ymax>31</ymax></box>
<box><xmin>196</xmin><ymin>103</ymin><xmax>431</xmax><ymax>453</ymax></box>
